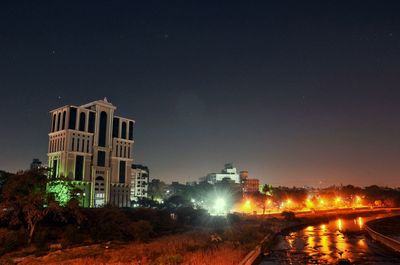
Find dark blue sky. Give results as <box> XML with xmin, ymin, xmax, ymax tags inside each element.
<box><xmin>1</xmin><ymin>1</ymin><xmax>400</xmax><ymax>186</ymax></box>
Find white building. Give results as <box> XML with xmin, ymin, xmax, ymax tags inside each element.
<box><xmin>130</xmin><ymin>164</ymin><xmax>149</xmax><ymax>201</ymax></box>
<box><xmin>47</xmin><ymin>98</ymin><xmax>134</xmax><ymax>207</ymax></box>
<box><xmin>203</xmin><ymin>163</ymin><xmax>240</xmax><ymax>184</ymax></box>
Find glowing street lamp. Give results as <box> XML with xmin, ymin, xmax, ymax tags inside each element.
<box><xmin>213</xmin><ymin>197</ymin><xmax>227</xmax><ymax>215</ymax></box>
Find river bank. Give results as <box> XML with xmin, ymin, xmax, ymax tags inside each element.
<box><xmin>258</xmin><ymin>210</ymin><xmax>400</xmax><ymax>265</ymax></box>
<box><xmin>365</xmin><ymin>215</ymin><xmax>400</xmax><ymax>253</ymax></box>
<box><xmin>240</xmin><ymin>208</ymin><xmax>400</xmax><ymax>265</ymax></box>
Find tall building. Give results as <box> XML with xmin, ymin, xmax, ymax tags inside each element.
<box><xmin>130</xmin><ymin>164</ymin><xmax>149</xmax><ymax>201</ymax></box>
<box><xmin>202</xmin><ymin>163</ymin><xmax>240</xmax><ymax>184</ymax></box>
<box><xmin>47</xmin><ymin>98</ymin><xmax>134</xmax><ymax>207</ymax></box>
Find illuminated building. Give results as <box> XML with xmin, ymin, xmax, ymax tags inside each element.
<box><xmin>130</xmin><ymin>164</ymin><xmax>149</xmax><ymax>201</ymax></box>
<box><xmin>240</xmin><ymin>170</ymin><xmax>249</xmax><ymax>183</ymax></box>
<box><xmin>47</xmin><ymin>98</ymin><xmax>134</xmax><ymax>207</ymax></box>
<box><xmin>243</xmin><ymin>178</ymin><xmax>260</xmax><ymax>193</ymax></box>
<box><xmin>202</xmin><ymin>163</ymin><xmax>240</xmax><ymax>184</ymax></box>
<box><xmin>239</xmin><ymin>170</ymin><xmax>260</xmax><ymax>193</ymax></box>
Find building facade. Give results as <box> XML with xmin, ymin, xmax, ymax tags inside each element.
<box><xmin>47</xmin><ymin>98</ymin><xmax>134</xmax><ymax>207</ymax></box>
<box><xmin>130</xmin><ymin>164</ymin><xmax>149</xmax><ymax>201</ymax></box>
<box><xmin>202</xmin><ymin>163</ymin><xmax>240</xmax><ymax>184</ymax></box>
<box><xmin>242</xmin><ymin>178</ymin><xmax>260</xmax><ymax>193</ymax></box>
<box><xmin>240</xmin><ymin>170</ymin><xmax>260</xmax><ymax>193</ymax></box>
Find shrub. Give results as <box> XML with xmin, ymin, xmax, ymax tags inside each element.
<box><xmin>130</xmin><ymin>220</ymin><xmax>153</xmax><ymax>241</ymax></box>
<box><xmin>0</xmin><ymin>228</ymin><xmax>27</xmax><ymax>255</ymax></box>
<box><xmin>281</xmin><ymin>211</ymin><xmax>296</xmax><ymax>221</ymax></box>
<box><xmin>61</xmin><ymin>224</ymin><xmax>84</xmax><ymax>247</ymax></box>
<box><xmin>88</xmin><ymin>208</ymin><xmax>133</xmax><ymax>241</ymax></box>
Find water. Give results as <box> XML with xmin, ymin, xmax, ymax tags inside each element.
<box><xmin>261</xmin><ymin>214</ymin><xmax>400</xmax><ymax>265</ymax></box>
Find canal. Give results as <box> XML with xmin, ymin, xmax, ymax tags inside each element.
<box><xmin>260</xmin><ymin>213</ymin><xmax>400</xmax><ymax>264</ymax></box>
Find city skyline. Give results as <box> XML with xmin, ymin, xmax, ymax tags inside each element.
<box><xmin>1</xmin><ymin>1</ymin><xmax>400</xmax><ymax>187</ymax></box>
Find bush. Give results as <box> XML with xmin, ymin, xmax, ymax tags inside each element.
<box><xmin>0</xmin><ymin>228</ymin><xmax>27</xmax><ymax>255</ymax></box>
<box><xmin>61</xmin><ymin>224</ymin><xmax>84</xmax><ymax>247</ymax></box>
<box><xmin>130</xmin><ymin>220</ymin><xmax>153</xmax><ymax>241</ymax></box>
<box><xmin>33</xmin><ymin>228</ymin><xmax>49</xmax><ymax>249</ymax></box>
<box><xmin>88</xmin><ymin>208</ymin><xmax>133</xmax><ymax>241</ymax></box>
<box><xmin>281</xmin><ymin>211</ymin><xmax>296</xmax><ymax>221</ymax></box>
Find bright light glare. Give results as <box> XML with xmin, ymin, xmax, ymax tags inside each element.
<box><xmin>215</xmin><ymin>197</ymin><xmax>226</xmax><ymax>211</ymax></box>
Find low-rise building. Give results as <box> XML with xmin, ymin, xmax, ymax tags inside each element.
<box><xmin>243</xmin><ymin>178</ymin><xmax>260</xmax><ymax>193</ymax></box>
<box><xmin>202</xmin><ymin>163</ymin><xmax>240</xmax><ymax>184</ymax></box>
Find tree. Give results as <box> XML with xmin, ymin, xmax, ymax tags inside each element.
<box><xmin>252</xmin><ymin>192</ymin><xmax>268</xmax><ymax>214</ymax></box>
<box><xmin>0</xmin><ymin>170</ymin><xmax>80</xmax><ymax>244</ymax></box>
<box><xmin>166</xmin><ymin>195</ymin><xmax>191</xmax><ymax>208</ymax></box>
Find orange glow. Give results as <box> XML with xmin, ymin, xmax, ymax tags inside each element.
<box><xmin>337</xmin><ymin>219</ymin><xmax>343</xmax><ymax>231</ymax></box>
<box><xmin>357</xmin><ymin>217</ymin><xmax>363</xmax><ymax>229</ymax></box>
<box><xmin>232</xmin><ymin>192</ymin><xmax>368</xmax><ymax>215</ymax></box>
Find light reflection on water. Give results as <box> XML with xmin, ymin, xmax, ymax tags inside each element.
<box><xmin>262</xmin><ymin>214</ymin><xmax>400</xmax><ymax>265</ymax></box>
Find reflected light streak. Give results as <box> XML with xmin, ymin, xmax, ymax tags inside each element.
<box><xmin>358</xmin><ymin>217</ymin><xmax>363</xmax><ymax>229</ymax></box>
<box><xmin>337</xmin><ymin>219</ymin><xmax>343</xmax><ymax>231</ymax></box>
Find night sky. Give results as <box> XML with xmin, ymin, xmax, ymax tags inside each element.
<box><xmin>1</xmin><ymin>1</ymin><xmax>400</xmax><ymax>187</ymax></box>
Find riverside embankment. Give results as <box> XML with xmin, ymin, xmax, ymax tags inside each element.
<box><xmin>257</xmin><ymin>209</ymin><xmax>400</xmax><ymax>265</ymax></box>
<box><xmin>366</xmin><ymin>215</ymin><xmax>400</xmax><ymax>253</ymax></box>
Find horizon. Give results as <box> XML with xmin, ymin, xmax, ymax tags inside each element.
<box><xmin>1</xmin><ymin>1</ymin><xmax>400</xmax><ymax>187</ymax></box>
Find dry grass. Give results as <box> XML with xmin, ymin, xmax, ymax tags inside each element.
<box><xmin>14</xmin><ymin>231</ymin><xmax>248</xmax><ymax>265</ymax></box>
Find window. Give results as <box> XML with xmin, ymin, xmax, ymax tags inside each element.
<box><xmin>129</xmin><ymin>121</ymin><xmax>134</xmax><ymax>140</ymax></box>
<box><xmin>81</xmin><ymin>139</ymin><xmax>85</xmax><ymax>152</ymax></box>
<box><xmin>77</xmin><ymin>139</ymin><xmax>80</xmax><ymax>152</ymax></box>
<box><xmin>52</xmin><ymin>113</ymin><xmax>56</xmax><ymax>132</ymax></box>
<box><xmin>69</xmin><ymin>107</ymin><xmax>77</xmax><ymax>130</ymax></box>
<box><xmin>61</xmin><ymin>110</ymin><xmax>66</xmax><ymax>130</ymax></box>
<box><xmin>98</xmin><ymin>111</ymin><xmax>107</xmax><ymax>147</ymax></box>
<box><xmin>112</xmin><ymin>117</ymin><xmax>119</xmax><ymax>138</ymax></box>
<box><xmin>88</xmin><ymin>112</ymin><xmax>95</xmax><ymax>133</ymax></box>
<box><xmin>119</xmin><ymin>146</ymin><xmax>122</xmax><ymax>157</ymax></box>
<box><xmin>97</xmin><ymin>151</ymin><xmax>105</xmax><ymax>167</ymax></box>
<box><xmin>71</xmin><ymin>138</ymin><xmax>75</xmax><ymax>151</ymax></box>
<box><xmin>124</xmin><ymin>146</ymin><xmax>126</xmax><ymax>158</ymax></box>
<box><xmin>86</xmin><ymin>140</ymin><xmax>90</xmax><ymax>153</ymax></box>
<box><xmin>79</xmin><ymin>112</ymin><xmax>86</xmax><ymax>131</ymax></box>
<box><xmin>53</xmin><ymin>159</ymin><xmax>58</xmax><ymax>177</ymax></box>
<box><xmin>119</xmin><ymin>161</ymin><xmax>126</xmax><ymax>183</ymax></box>
<box><xmin>121</xmin><ymin>121</ymin><xmax>127</xmax><ymax>139</ymax></box>
<box><xmin>75</xmin><ymin>155</ymin><xmax>84</xmax><ymax>181</ymax></box>
<box><xmin>56</xmin><ymin>112</ymin><xmax>61</xmax><ymax>131</ymax></box>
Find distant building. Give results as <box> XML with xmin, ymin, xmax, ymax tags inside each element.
<box><xmin>202</xmin><ymin>163</ymin><xmax>240</xmax><ymax>184</ymax></box>
<box><xmin>243</xmin><ymin>178</ymin><xmax>260</xmax><ymax>193</ymax></box>
<box><xmin>47</xmin><ymin>98</ymin><xmax>134</xmax><ymax>207</ymax></box>
<box><xmin>240</xmin><ymin>170</ymin><xmax>249</xmax><ymax>183</ymax></box>
<box><xmin>30</xmin><ymin>158</ymin><xmax>43</xmax><ymax>170</ymax></box>
<box><xmin>130</xmin><ymin>164</ymin><xmax>149</xmax><ymax>201</ymax></box>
